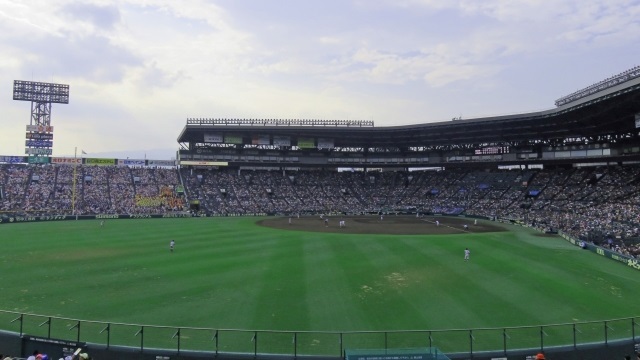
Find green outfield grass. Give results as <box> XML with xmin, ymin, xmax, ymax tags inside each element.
<box><xmin>0</xmin><ymin>217</ymin><xmax>638</xmax><ymax>354</ymax></box>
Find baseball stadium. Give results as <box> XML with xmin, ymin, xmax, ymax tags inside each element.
<box><xmin>2</xmin><ymin>67</ymin><xmax>640</xmax><ymax>360</ymax></box>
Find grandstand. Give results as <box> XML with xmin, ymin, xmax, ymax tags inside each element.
<box><xmin>2</xmin><ymin>67</ymin><xmax>640</xmax><ymax>359</ymax></box>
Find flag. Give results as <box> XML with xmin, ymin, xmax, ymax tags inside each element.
<box><xmin>81</xmin><ymin>150</ymin><xmax>87</xmax><ymax>155</ymax></box>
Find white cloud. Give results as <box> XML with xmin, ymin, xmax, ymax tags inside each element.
<box><xmin>318</xmin><ymin>36</ymin><xmax>343</xmax><ymax>45</ymax></box>
<box><xmin>62</xmin><ymin>2</ymin><xmax>121</xmax><ymax>31</ymax></box>
<box><xmin>0</xmin><ymin>0</ymin><xmax>67</xmax><ymax>37</ymax></box>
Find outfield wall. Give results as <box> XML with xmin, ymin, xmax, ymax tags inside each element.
<box><xmin>497</xmin><ymin>217</ymin><xmax>640</xmax><ymax>273</ymax></box>
<box><xmin>0</xmin><ymin>213</ymin><xmax>266</xmax><ymax>225</ymax></box>
<box><xmin>558</xmin><ymin>231</ymin><xmax>640</xmax><ymax>271</ymax></box>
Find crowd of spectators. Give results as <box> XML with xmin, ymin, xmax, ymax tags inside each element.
<box><xmin>0</xmin><ymin>163</ymin><xmax>186</xmax><ymax>216</ymax></box>
<box><xmin>3</xmin><ymin>163</ymin><xmax>640</xmax><ymax>258</ymax></box>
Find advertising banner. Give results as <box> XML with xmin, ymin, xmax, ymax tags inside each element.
<box><xmin>273</xmin><ymin>136</ymin><xmax>291</xmax><ymax>146</ymax></box>
<box><xmin>147</xmin><ymin>159</ymin><xmax>176</xmax><ymax>167</ymax></box>
<box><xmin>84</xmin><ymin>158</ymin><xmax>116</xmax><ymax>165</ymax></box>
<box><xmin>28</xmin><ymin>156</ymin><xmax>50</xmax><ymax>164</ymax></box>
<box><xmin>51</xmin><ymin>157</ymin><xmax>82</xmax><ymax>164</ymax></box>
<box><xmin>297</xmin><ymin>138</ymin><xmax>315</xmax><ymax>149</ymax></box>
<box><xmin>26</xmin><ymin>125</ymin><xmax>54</xmax><ymax>132</ymax></box>
<box><xmin>317</xmin><ymin>138</ymin><xmax>334</xmax><ymax>149</ymax></box>
<box><xmin>25</xmin><ymin>140</ymin><xmax>53</xmax><ymax>147</ymax></box>
<box><xmin>0</xmin><ymin>213</ymin><xmax>197</xmax><ymax>225</ymax></box>
<box><xmin>204</xmin><ymin>133</ymin><xmax>223</xmax><ymax>143</ymax></box>
<box><xmin>0</xmin><ymin>156</ymin><xmax>25</xmax><ymax>163</ymax></box>
<box><xmin>117</xmin><ymin>159</ymin><xmax>146</xmax><ymax>166</ymax></box>
<box><xmin>26</xmin><ymin>132</ymin><xmax>54</xmax><ymax>140</ymax></box>
<box><xmin>252</xmin><ymin>134</ymin><xmax>270</xmax><ymax>145</ymax></box>
<box><xmin>25</xmin><ymin>148</ymin><xmax>52</xmax><ymax>155</ymax></box>
<box><xmin>0</xmin><ymin>215</ymin><xmax>70</xmax><ymax>224</ymax></box>
<box><xmin>180</xmin><ymin>160</ymin><xmax>228</xmax><ymax>166</ymax></box>
<box><xmin>588</xmin><ymin>243</ymin><xmax>640</xmax><ymax>271</ymax></box>
<box><xmin>0</xmin><ymin>213</ymin><xmax>276</xmax><ymax>225</ymax></box>
<box><xmin>224</xmin><ymin>134</ymin><xmax>243</xmax><ymax>144</ymax></box>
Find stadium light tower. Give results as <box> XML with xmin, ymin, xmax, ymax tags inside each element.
<box><xmin>12</xmin><ymin>80</ymin><xmax>70</xmax><ymax>159</ymax></box>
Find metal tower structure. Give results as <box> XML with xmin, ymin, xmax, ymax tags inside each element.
<box><xmin>13</xmin><ymin>80</ymin><xmax>70</xmax><ymax>158</ymax></box>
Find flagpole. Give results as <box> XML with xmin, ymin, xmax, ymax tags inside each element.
<box><xmin>72</xmin><ymin>147</ymin><xmax>78</xmax><ymax>217</ymax></box>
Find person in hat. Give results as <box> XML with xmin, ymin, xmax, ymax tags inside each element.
<box><xmin>535</xmin><ymin>353</ymin><xmax>545</xmax><ymax>360</ymax></box>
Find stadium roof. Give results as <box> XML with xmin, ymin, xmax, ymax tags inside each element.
<box><xmin>178</xmin><ymin>77</ymin><xmax>640</xmax><ymax>149</ymax></box>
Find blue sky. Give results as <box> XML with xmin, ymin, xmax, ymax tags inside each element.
<box><xmin>1</xmin><ymin>0</ymin><xmax>639</xmax><ymax>159</ymax></box>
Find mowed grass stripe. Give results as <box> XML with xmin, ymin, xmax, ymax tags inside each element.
<box><xmin>468</xmin><ymin>230</ymin><xmax>637</xmax><ymax>325</ymax></box>
<box><xmin>302</xmin><ymin>233</ymin><xmax>370</xmax><ymax>331</ymax></box>
<box><xmin>352</xmin><ymin>235</ymin><xmax>457</xmax><ymax>330</ymax></box>
<box><xmin>324</xmin><ymin>234</ymin><xmax>392</xmax><ymax>331</ymax></box>
<box><xmin>251</xmin><ymin>232</ymin><xmax>311</xmax><ymax>330</ymax></box>
<box><xmin>152</xmin><ymin>220</ymin><xmax>287</xmax><ymax>328</ymax></box>
<box><xmin>467</xmin><ymin>232</ymin><xmax>578</xmax><ymax>325</ymax></box>
<box><xmin>379</xmin><ymin>234</ymin><xmax>498</xmax><ymax>330</ymax></box>
<box><xmin>373</xmin><ymin>235</ymin><xmax>487</xmax><ymax>330</ymax></box>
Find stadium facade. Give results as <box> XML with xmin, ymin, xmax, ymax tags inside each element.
<box><xmin>176</xmin><ymin>66</ymin><xmax>640</xmax><ymax>169</ymax></box>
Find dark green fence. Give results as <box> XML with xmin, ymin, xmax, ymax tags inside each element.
<box><xmin>1</xmin><ymin>310</ymin><xmax>638</xmax><ymax>358</ymax></box>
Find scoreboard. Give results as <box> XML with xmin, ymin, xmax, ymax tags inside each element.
<box><xmin>474</xmin><ymin>146</ymin><xmax>510</xmax><ymax>155</ymax></box>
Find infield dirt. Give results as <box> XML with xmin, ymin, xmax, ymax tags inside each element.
<box><xmin>258</xmin><ymin>215</ymin><xmax>507</xmax><ymax>235</ymax></box>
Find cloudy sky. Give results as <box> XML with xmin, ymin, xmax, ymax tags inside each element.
<box><xmin>1</xmin><ymin>0</ymin><xmax>639</xmax><ymax>159</ymax></box>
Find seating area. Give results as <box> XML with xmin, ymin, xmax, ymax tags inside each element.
<box><xmin>0</xmin><ymin>163</ymin><xmax>185</xmax><ymax>215</ymax></box>
<box><xmin>2</xmin><ymin>163</ymin><xmax>640</xmax><ymax>258</ymax></box>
